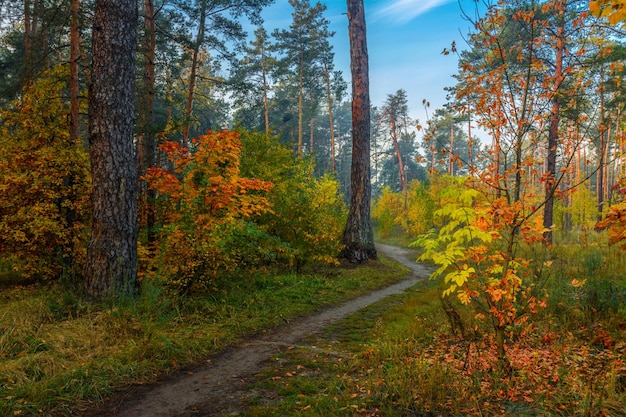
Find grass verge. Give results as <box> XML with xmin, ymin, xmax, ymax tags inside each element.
<box><xmin>0</xmin><ymin>257</ymin><xmax>407</xmax><ymax>416</ymax></box>
<box><xmin>242</xmin><ymin>253</ymin><xmax>626</xmax><ymax>416</ymax></box>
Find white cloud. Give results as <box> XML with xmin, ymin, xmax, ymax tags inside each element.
<box><xmin>372</xmin><ymin>0</ymin><xmax>454</xmax><ymax>23</ymax></box>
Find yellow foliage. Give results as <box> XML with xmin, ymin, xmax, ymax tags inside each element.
<box><xmin>413</xmin><ymin>177</ymin><xmax>550</xmax><ymax>338</ymax></box>
<box><xmin>372</xmin><ymin>187</ymin><xmax>404</xmax><ymax>238</ymax></box>
<box><xmin>0</xmin><ymin>66</ymin><xmax>91</xmax><ymax>281</ymax></box>
<box><xmin>589</xmin><ymin>0</ymin><xmax>626</xmax><ymax>25</ymax></box>
<box><xmin>373</xmin><ymin>180</ymin><xmax>435</xmax><ymax>238</ymax></box>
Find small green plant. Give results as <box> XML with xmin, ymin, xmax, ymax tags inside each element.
<box><xmin>412</xmin><ymin>177</ymin><xmax>553</xmax><ymax>361</ymax></box>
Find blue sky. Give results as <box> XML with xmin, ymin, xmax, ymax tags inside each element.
<box><xmin>261</xmin><ymin>0</ymin><xmax>479</xmax><ymax>124</ymax></box>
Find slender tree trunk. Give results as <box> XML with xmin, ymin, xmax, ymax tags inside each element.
<box><xmin>543</xmin><ymin>0</ymin><xmax>565</xmax><ymax>245</ymax></box>
<box><xmin>597</xmin><ymin>67</ymin><xmax>606</xmax><ymax>221</ymax></box>
<box><xmin>341</xmin><ymin>0</ymin><xmax>376</xmax><ymax>263</ymax></box>
<box><xmin>85</xmin><ymin>0</ymin><xmax>139</xmax><ymax>298</ymax></box>
<box><xmin>389</xmin><ymin>114</ymin><xmax>405</xmax><ymax>192</ymax></box>
<box><xmin>24</xmin><ymin>0</ymin><xmax>31</xmax><ymax>56</ymax></box>
<box><xmin>183</xmin><ymin>0</ymin><xmax>207</xmax><ymax>148</ymax></box>
<box><xmin>139</xmin><ymin>0</ymin><xmax>157</xmax><ymax>248</ymax></box>
<box><xmin>63</xmin><ymin>0</ymin><xmax>81</xmax><ymax>274</ymax></box>
<box><xmin>604</xmin><ymin>125</ymin><xmax>611</xmax><ymax>202</ymax></box>
<box><xmin>468</xmin><ymin>106</ymin><xmax>474</xmax><ymax>173</ymax></box>
<box><xmin>449</xmin><ymin>122</ymin><xmax>454</xmax><ymax>175</ymax></box>
<box><xmin>494</xmin><ymin>125</ymin><xmax>502</xmax><ymax>199</ymax></box>
<box><xmin>69</xmin><ymin>0</ymin><xmax>80</xmax><ymax>144</ymax></box>
<box><xmin>23</xmin><ymin>0</ymin><xmax>34</xmax><ymax>85</ymax></box>
<box><xmin>324</xmin><ymin>60</ymin><xmax>336</xmax><ymax>171</ymax></box>
<box><xmin>261</xmin><ymin>43</ymin><xmax>270</xmax><ymax>136</ymax></box>
<box><xmin>430</xmin><ymin>143</ymin><xmax>436</xmax><ymax>174</ymax></box>
<box><xmin>309</xmin><ymin>96</ymin><xmax>314</xmax><ymax>154</ymax></box>
<box><xmin>297</xmin><ymin>47</ymin><xmax>304</xmax><ymax>156</ymax></box>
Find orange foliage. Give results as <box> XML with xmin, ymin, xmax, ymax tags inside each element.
<box><xmin>596</xmin><ymin>201</ymin><xmax>626</xmax><ymax>249</ymax></box>
<box><xmin>143</xmin><ymin>130</ymin><xmax>273</xmax><ymax>292</ymax></box>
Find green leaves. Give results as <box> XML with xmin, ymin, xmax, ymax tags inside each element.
<box><xmin>412</xmin><ymin>176</ymin><xmax>551</xmax><ymax>359</ymax></box>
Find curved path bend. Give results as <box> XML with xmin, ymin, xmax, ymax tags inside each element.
<box><xmin>85</xmin><ymin>243</ymin><xmax>431</xmax><ymax>417</ymax></box>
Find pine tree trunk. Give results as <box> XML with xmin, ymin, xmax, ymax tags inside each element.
<box><xmin>597</xmin><ymin>67</ymin><xmax>606</xmax><ymax>222</ymax></box>
<box><xmin>449</xmin><ymin>122</ymin><xmax>454</xmax><ymax>175</ymax></box>
<box><xmin>324</xmin><ymin>60</ymin><xmax>336</xmax><ymax>172</ymax></box>
<box><xmin>341</xmin><ymin>0</ymin><xmax>376</xmax><ymax>263</ymax></box>
<box><xmin>297</xmin><ymin>47</ymin><xmax>304</xmax><ymax>156</ymax></box>
<box><xmin>261</xmin><ymin>43</ymin><xmax>270</xmax><ymax>136</ymax></box>
<box><xmin>389</xmin><ymin>113</ymin><xmax>406</xmax><ymax>193</ymax></box>
<box><xmin>85</xmin><ymin>0</ymin><xmax>139</xmax><ymax>298</ymax></box>
<box><xmin>543</xmin><ymin>0</ymin><xmax>565</xmax><ymax>245</ymax></box>
<box><xmin>183</xmin><ymin>0</ymin><xmax>207</xmax><ymax>148</ymax></box>
<box><xmin>62</xmin><ymin>0</ymin><xmax>81</xmax><ymax>274</ymax></box>
<box><xmin>140</xmin><ymin>0</ymin><xmax>157</xmax><ymax>248</ymax></box>
<box><xmin>69</xmin><ymin>0</ymin><xmax>80</xmax><ymax>143</ymax></box>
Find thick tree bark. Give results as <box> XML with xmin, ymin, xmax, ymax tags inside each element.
<box><xmin>340</xmin><ymin>0</ymin><xmax>376</xmax><ymax>263</ymax></box>
<box><xmin>85</xmin><ymin>0</ymin><xmax>139</xmax><ymax>297</ymax></box>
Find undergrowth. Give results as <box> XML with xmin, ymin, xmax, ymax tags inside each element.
<box><xmin>0</xmin><ymin>258</ymin><xmax>406</xmax><ymax>416</ymax></box>
<box><xmin>243</xmin><ymin>242</ymin><xmax>626</xmax><ymax>417</ymax></box>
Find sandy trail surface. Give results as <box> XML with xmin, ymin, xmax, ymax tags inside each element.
<box><xmin>81</xmin><ymin>243</ymin><xmax>431</xmax><ymax>417</ymax></box>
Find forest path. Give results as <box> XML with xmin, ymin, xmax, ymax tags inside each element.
<box><xmin>85</xmin><ymin>243</ymin><xmax>431</xmax><ymax>417</ymax></box>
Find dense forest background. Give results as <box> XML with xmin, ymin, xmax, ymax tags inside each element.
<box><xmin>1</xmin><ymin>0</ymin><xmax>626</xmax><ymax>415</ymax></box>
<box><xmin>1</xmin><ymin>0</ymin><xmax>624</xmax><ymax>286</ymax></box>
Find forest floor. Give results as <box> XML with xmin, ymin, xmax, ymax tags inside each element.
<box><xmin>78</xmin><ymin>243</ymin><xmax>430</xmax><ymax>417</ymax></box>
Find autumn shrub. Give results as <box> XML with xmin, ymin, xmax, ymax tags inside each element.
<box><xmin>0</xmin><ymin>65</ymin><xmax>91</xmax><ymax>281</ymax></box>
<box><xmin>373</xmin><ymin>180</ymin><xmax>435</xmax><ymax>239</ymax></box>
<box><xmin>413</xmin><ymin>176</ymin><xmax>552</xmax><ymax>360</ymax></box>
<box><xmin>238</xmin><ymin>130</ymin><xmax>346</xmax><ymax>270</ymax></box>
<box><xmin>554</xmin><ymin>184</ymin><xmax>598</xmax><ymax>234</ymax></box>
<box><xmin>372</xmin><ymin>186</ymin><xmax>404</xmax><ymax>238</ymax></box>
<box><xmin>144</xmin><ymin>130</ymin><xmax>273</xmax><ymax>293</ymax></box>
<box><xmin>216</xmin><ymin>220</ymin><xmax>289</xmax><ymax>269</ymax></box>
<box><xmin>404</xmin><ymin>180</ymin><xmax>435</xmax><ymax>236</ymax></box>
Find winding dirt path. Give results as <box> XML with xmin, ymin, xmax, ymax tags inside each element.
<box><xmin>85</xmin><ymin>243</ymin><xmax>431</xmax><ymax>417</ymax></box>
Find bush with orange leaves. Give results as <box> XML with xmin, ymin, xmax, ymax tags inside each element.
<box><xmin>144</xmin><ymin>130</ymin><xmax>273</xmax><ymax>293</ymax></box>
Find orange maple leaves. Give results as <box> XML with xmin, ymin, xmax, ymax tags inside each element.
<box><xmin>142</xmin><ymin>130</ymin><xmax>274</xmax><ymax>291</ymax></box>
<box><xmin>145</xmin><ymin>130</ymin><xmax>273</xmax><ymax>222</ymax></box>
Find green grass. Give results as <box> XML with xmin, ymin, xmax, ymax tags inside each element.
<box><xmin>0</xmin><ymin>257</ymin><xmax>407</xmax><ymax>416</ymax></box>
<box><xmin>2</xmin><ymin>241</ymin><xmax>625</xmax><ymax>416</ymax></box>
<box><xmin>241</xmin><ymin>244</ymin><xmax>626</xmax><ymax>417</ymax></box>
